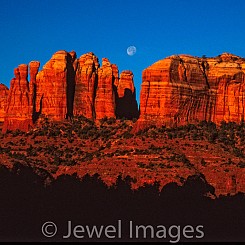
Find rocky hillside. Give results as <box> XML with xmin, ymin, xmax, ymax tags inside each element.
<box><xmin>1</xmin><ymin>116</ymin><xmax>245</xmax><ymax>196</ymax></box>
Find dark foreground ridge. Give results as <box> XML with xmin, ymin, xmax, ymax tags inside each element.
<box><xmin>0</xmin><ymin>163</ymin><xmax>244</xmax><ymax>242</ymax></box>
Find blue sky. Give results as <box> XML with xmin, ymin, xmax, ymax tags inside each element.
<box><xmin>1</xmin><ymin>0</ymin><xmax>245</xmax><ymax>102</ymax></box>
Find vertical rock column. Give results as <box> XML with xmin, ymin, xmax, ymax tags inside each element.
<box><xmin>74</xmin><ymin>52</ymin><xmax>99</xmax><ymax>119</ymax></box>
<box><xmin>3</xmin><ymin>65</ymin><xmax>33</xmax><ymax>132</ymax></box>
<box><xmin>95</xmin><ymin>58</ymin><xmax>116</xmax><ymax>119</ymax></box>
<box><xmin>0</xmin><ymin>84</ymin><xmax>9</xmax><ymax>123</ymax></box>
<box><xmin>35</xmin><ymin>50</ymin><xmax>75</xmax><ymax>120</ymax></box>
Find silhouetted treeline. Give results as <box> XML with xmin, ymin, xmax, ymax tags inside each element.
<box><xmin>0</xmin><ymin>163</ymin><xmax>244</xmax><ymax>242</ymax></box>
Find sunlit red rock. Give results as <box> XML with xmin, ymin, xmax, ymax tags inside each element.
<box><xmin>208</xmin><ymin>53</ymin><xmax>245</xmax><ymax>123</ymax></box>
<box><xmin>112</xmin><ymin>64</ymin><xmax>119</xmax><ymax>87</ymax></box>
<box><xmin>5</xmin><ymin>51</ymin><xmax>245</xmax><ymax>134</ymax></box>
<box><xmin>2</xmin><ymin>50</ymin><xmax>140</xmax><ymax>132</ymax></box>
<box><xmin>136</xmin><ymin>53</ymin><xmax>245</xmax><ymax>130</ymax></box>
<box><xmin>0</xmin><ymin>84</ymin><xmax>9</xmax><ymax>123</ymax></box>
<box><xmin>3</xmin><ymin>65</ymin><xmax>33</xmax><ymax>132</ymax></box>
<box><xmin>35</xmin><ymin>50</ymin><xmax>75</xmax><ymax>120</ymax></box>
<box><xmin>95</xmin><ymin>58</ymin><xmax>116</xmax><ymax>119</ymax></box>
<box><xmin>74</xmin><ymin>52</ymin><xmax>99</xmax><ymax>119</ymax></box>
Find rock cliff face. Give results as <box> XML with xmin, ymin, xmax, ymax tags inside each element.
<box><xmin>95</xmin><ymin>58</ymin><xmax>117</xmax><ymax>119</ymax></box>
<box><xmin>0</xmin><ymin>84</ymin><xmax>9</xmax><ymax>123</ymax></box>
<box><xmin>2</xmin><ymin>50</ymin><xmax>139</xmax><ymax>132</ymax></box>
<box><xmin>35</xmin><ymin>50</ymin><xmax>75</xmax><ymax>121</ymax></box>
<box><xmin>3</xmin><ymin>65</ymin><xmax>33</xmax><ymax>132</ymax></box>
<box><xmin>74</xmin><ymin>52</ymin><xmax>99</xmax><ymax>119</ymax></box>
<box><xmin>137</xmin><ymin>53</ymin><xmax>245</xmax><ymax>130</ymax></box>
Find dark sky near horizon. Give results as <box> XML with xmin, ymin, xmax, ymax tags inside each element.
<box><xmin>1</xmin><ymin>0</ymin><xmax>245</xmax><ymax>102</ymax></box>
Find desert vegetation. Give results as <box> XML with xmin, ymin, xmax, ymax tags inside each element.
<box><xmin>0</xmin><ymin>118</ymin><xmax>245</xmax><ymax>195</ymax></box>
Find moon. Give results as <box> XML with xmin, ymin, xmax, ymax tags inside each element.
<box><xmin>127</xmin><ymin>46</ymin><xmax>136</xmax><ymax>56</ymax></box>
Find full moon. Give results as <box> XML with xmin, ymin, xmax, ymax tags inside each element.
<box><xmin>127</xmin><ymin>46</ymin><xmax>136</xmax><ymax>56</ymax></box>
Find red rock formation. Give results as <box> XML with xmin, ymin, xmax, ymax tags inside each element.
<box><xmin>0</xmin><ymin>84</ymin><xmax>9</xmax><ymax>123</ymax></box>
<box><xmin>207</xmin><ymin>53</ymin><xmax>245</xmax><ymax>123</ymax></box>
<box><xmin>29</xmin><ymin>61</ymin><xmax>40</xmax><ymax>85</ymax></box>
<box><xmin>74</xmin><ymin>52</ymin><xmax>99</xmax><ymax>119</ymax></box>
<box><xmin>137</xmin><ymin>53</ymin><xmax>245</xmax><ymax>130</ymax></box>
<box><xmin>117</xmin><ymin>70</ymin><xmax>135</xmax><ymax>98</ymax></box>
<box><xmin>116</xmin><ymin>70</ymin><xmax>139</xmax><ymax>119</ymax></box>
<box><xmin>74</xmin><ymin>54</ymin><xmax>138</xmax><ymax>120</ymax></box>
<box><xmin>95</xmin><ymin>58</ymin><xmax>116</xmax><ymax>119</ymax></box>
<box><xmin>35</xmin><ymin>50</ymin><xmax>75</xmax><ymax>120</ymax></box>
<box><xmin>2</xmin><ymin>50</ymin><xmax>138</xmax><ymax>132</ymax></box>
<box><xmin>112</xmin><ymin>64</ymin><xmax>119</xmax><ymax>87</ymax></box>
<box><xmin>3</xmin><ymin>65</ymin><xmax>33</xmax><ymax>132</ymax></box>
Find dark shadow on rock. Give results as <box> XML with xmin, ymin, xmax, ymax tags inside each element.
<box><xmin>116</xmin><ymin>88</ymin><xmax>139</xmax><ymax>120</ymax></box>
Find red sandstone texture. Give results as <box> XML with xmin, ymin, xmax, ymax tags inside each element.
<box><xmin>136</xmin><ymin>53</ymin><xmax>245</xmax><ymax>130</ymax></box>
<box><xmin>0</xmin><ymin>84</ymin><xmax>9</xmax><ymax>123</ymax></box>
<box><xmin>35</xmin><ymin>51</ymin><xmax>74</xmax><ymax>121</ymax></box>
<box><xmin>3</xmin><ymin>65</ymin><xmax>33</xmax><ymax>132</ymax></box>
<box><xmin>95</xmin><ymin>58</ymin><xmax>117</xmax><ymax>119</ymax></box>
<box><xmin>74</xmin><ymin>52</ymin><xmax>99</xmax><ymax>119</ymax></box>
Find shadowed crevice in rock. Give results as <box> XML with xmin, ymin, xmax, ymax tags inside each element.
<box><xmin>29</xmin><ymin>61</ymin><xmax>40</xmax><ymax>123</ymax></box>
<box><xmin>115</xmin><ymin>70</ymin><xmax>139</xmax><ymax>120</ymax></box>
<box><xmin>199</xmin><ymin>59</ymin><xmax>210</xmax><ymax>89</ymax></box>
<box><xmin>66</xmin><ymin>53</ymin><xmax>76</xmax><ymax>119</ymax></box>
<box><xmin>116</xmin><ymin>88</ymin><xmax>139</xmax><ymax>119</ymax></box>
<box><xmin>32</xmin><ymin>83</ymin><xmax>39</xmax><ymax>123</ymax></box>
<box><xmin>92</xmin><ymin>72</ymin><xmax>98</xmax><ymax>120</ymax></box>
